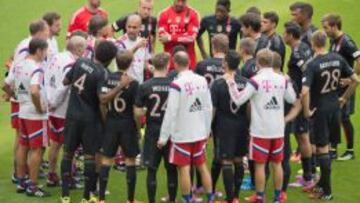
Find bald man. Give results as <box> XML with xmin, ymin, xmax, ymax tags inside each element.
<box><xmin>115</xmin><ymin>14</ymin><xmax>151</xmax><ymax>84</ymax></box>
<box><xmin>45</xmin><ymin>36</ymin><xmax>87</xmax><ymax>187</ymax></box>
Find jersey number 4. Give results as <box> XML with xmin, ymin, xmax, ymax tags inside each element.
<box><xmin>74</xmin><ymin>74</ymin><xmax>87</xmax><ymax>94</ymax></box>
<box><xmin>149</xmin><ymin>93</ymin><xmax>168</xmax><ymax>117</ymax></box>
<box><xmin>321</xmin><ymin>69</ymin><xmax>340</xmax><ymax>94</ymax></box>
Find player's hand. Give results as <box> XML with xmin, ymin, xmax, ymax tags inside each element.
<box><xmin>2</xmin><ymin>93</ymin><xmax>10</xmax><ymax>102</ymax></box>
<box><xmin>136</xmin><ymin>38</ymin><xmax>148</xmax><ymax>49</ymax></box>
<box><xmin>339</xmin><ymin>97</ymin><xmax>347</xmax><ymax>108</ymax></box>
<box><xmin>223</xmin><ymin>72</ymin><xmax>235</xmax><ymax>81</ymax></box>
<box><xmin>119</xmin><ymin>73</ymin><xmax>131</xmax><ymax>88</ymax></box>
<box><xmin>304</xmin><ymin>108</ymin><xmax>316</xmax><ymax>118</ymax></box>
<box><xmin>159</xmin><ymin>33</ymin><xmax>171</xmax><ymax>43</ymax></box>
<box><xmin>340</xmin><ymin>78</ymin><xmax>352</xmax><ymax>87</ymax></box>
<box><xmin>157</xmin><ymin>140</ymin><xmax>165</xmax><ymax>149</ymax></box>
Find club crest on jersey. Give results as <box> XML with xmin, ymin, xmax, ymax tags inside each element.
<box><xmin>217</xmin><ymin>25</ymin><xmax>223</xmax><ymax>33</ymax></box>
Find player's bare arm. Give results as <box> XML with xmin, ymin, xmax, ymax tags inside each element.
<box><xmin>301</xmin><ymin>86</ymin><xmax>316</xmax><ymax>118</ymax></box>
<box><xmin>339</xmin><ymin>73</ymin><xmax>360</xmax><ymax>107</ymax></box>
<box><xmin>1</xmin><ymin>83</ymin><xmax>14</xmax><ymax>98</ymax></box>
<box><xmin>285</xmin><ymin>99</ymin><xmax>302</xmax><ymax>123</ymax></box>
<box><xmin>30</xmin><ymin>84</ymin><xmax>45</xmax><ymax>114</ymax></box>
<box><xmin>99</xmin><ymin>73</ymin><xmax>131</xmax><ymax>104</ymax></box>
<box><xmin>196</xmin><ymin>36</ymin><xmax>208</xmax><ymax>59</ymax></box>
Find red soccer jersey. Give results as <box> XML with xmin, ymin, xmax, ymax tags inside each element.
<box><xmin>67</xmin><ymin>6</ymin><xmax>108</xmax><ymax>37</ymax></box>
<box><xmin>158</xmin><ymin>6</ymin><xmax>200</xmax><ymax>70</ymax></box>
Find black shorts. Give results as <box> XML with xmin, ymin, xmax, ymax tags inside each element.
<box><xmin>100</xmin><ymin>119</ymin><xmax>140</xmax><ymax>158</ymax></box>
<box><xmin>292</xmin><ymin>112</ymin><xmax>309</xmax><ymax>134</ymax></box>
<box><xmin>213</xmin><ymin>120</ymin><xmax>248</xmax><ymax>160</ymax></box>
<box><xmin>142</xmin><ymin>126</ymin><xmax>172</xmax><ymax>169</ymax></box>
<box><xmin>63</xmin><ymin>118</ymin><xmax>103</xmax><ymax>156</ymax></box>
<box><xmin>310</xmin><ymin>108</ymin><xmax>341</xmax><ymax>147</ymax></box>
<box><xmin>341</xmin><ymin>95</ymin><xmax>355</xmax><ymax>118</ymax></box>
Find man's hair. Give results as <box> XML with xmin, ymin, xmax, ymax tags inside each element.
<box><xmin>239</xmin><ymin>13</ymin><xmax>261</xmax><ymax>32</ymax></box>
<box><xmin>28</xmin><ymin>38</ymin><xmax>48</xmax><ymax>55</ymax></box>
<box><xmin>67</xmin><ymin>36</ymin><xmax>87</xmax><ymax>52</ymax></box>
<box><xmin>172</xmin><ymin>45</ymin><xmax>187</xmax><ymax>55</ymax></box>
<box><xmin>42</xmin><ymin>12</ymin><xmax>61</xmax><ymax>26</ymax></box>
<box><xmin>126</xmin><ymin>14</ymin><xmax>142</xmax><ymax>26</ymax></box>
<box><xmin>225</xmin><ymin>50</ymin><xmax>241</xmax><ymax>71</ymax></box>
<box><xmin>272</xmin><ymin>52</ymin><xmax>282</xmax><ymax>70</ymax></box>
<box><xmin>211</xmin><ymin>34</ymin><xmax>229</xmax><ymax>54</ymax></box>
<box><xmin>88</xmin><ymin>15</ymin><xmax>108</xmax><ymax>36</ymax></box>
<box><xmin>289</xmin><ymin>2</ymin><xmax>314</xmax><ymax>19</ymax></box>
<box><xmin>311</xmin><ymin>30</ymin><xmax>327</xmax><ymax>48</ymax></box>
<box><xmin>240</xmin><ymin>37</ymin><xmax>255</xmax><ymax>56</ymax></box>
<box><xmin>173</xmin><ymin>51</ymin><xmax>190</xmax><ymax>67</ymax></box>
<box><xmin>95</xmin><ymin>41</ymin><xmax>118</xmax><ymax>66</ymax></box>
<box><xmin>263</xmin><ymin>11</ymin><xmax>279</xmax><ymax>26</ymax></box>
<box><xmin>216</xmin><ymin>0</ymin><xmax>231</xmax><ymax>12</ymax></box>
<box><xmin>116</xmin><ymin>50</ymin><xmax>134</xmax><ymax>71</ymax></box>
<box><xmin>152</xmin><ymin>53</ymin><xmax>170</xmax><ymax>71</ymax></box>
<box><xmin>246</xmin><ymin>6</ymin><xmax>261</xmax><ymax>15</ymax></box>
<box><xmin>322</xmin><ymin>14</ymin><xmax>342</xmax><ymax>30</ymax></box>
<box><xmin>256</xmin><ymin>49</ymin><xmax>274</xmax><ymax>67</ymax></box>
<box><xmin>284</xmin><ymin>21</ymin><xmax>302</xmax><ymax>39</ymax></box>
<box><xmin>29</xmin><ymin>20</ymin><xmax>47</xmax><ymax>36</ymax></box>
<box><xmin>70</xmin><ymin>30</ymin><xmax>88</xmax><ymax>39</ymax></box>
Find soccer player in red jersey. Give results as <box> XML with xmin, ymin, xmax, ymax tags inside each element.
<box><xmin>67</xmin><ymin>0</ymin><xmax>108</xmax><ymax>37</ymax></box>
<box><xmin>158</xmin><ymin>0</ymin><xmax>200</xmax><ymax>71</ymax></box>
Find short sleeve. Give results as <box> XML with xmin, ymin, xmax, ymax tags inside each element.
<box><xmin>197</xmin><ymin>17</ymin><xmax>207</xmax><ymax>37</ymax></box>
<box><xmin>302</xmin><ymin>62</ymin><xmax>314</xmax><ymax>87</ymax></box>
<box><xmin>65</xmin><ymin>63</ymin><xmax>76</xmax><ymax>82</ymax></box>
<box><xmin>344</xmin><ymin>39</ymin><xmax>360</xmax><ymax>60</ymax></box>
<box><xmin>340</xmin><ymin>57</ymin><xmax>354</xmax><ymax>77</ymax></box>
<box><xmin>30</xmin><ymin>69</ymin><xmax>44</xmax><ymax>86</ymax></box>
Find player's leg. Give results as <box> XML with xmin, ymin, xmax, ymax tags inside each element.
<box><xmin>16</xmin><ymin>119</ymin><xmax>29</xmax><ymax>193</ymax></box>
<box><xmin>281</xmin><ymin>124</ymin><xmax>292</xmax><ymax>202</ymax></box>
<box><xmin>269</xmin><ymin>138</ymin><xmax>285</xmax><ymax>203</ymax></box>
<box><xmin>338</xmin><ymin>98</ymin><xmax>355</xmax><ymax>160</ymax></box>
<box><xmin>161</xmin><ymin>142</ymin><xmax>178</xmax><ymax>203</ymax></box>
<box><xmin>179</xmin><ymin>165</ymin><xmax>192</xmax><ymax>203</ymax></box>
<box><xmin>98</xmin><ymin>155</ymin><xmax>114</xmax><ymax>202</ymax></box>
<box><xmin>233</xmin><ymin>131</ymin><xmax>247</xmax><ymax>202</ymax></box>
<box><xmin>221</xmin><ymin>159</ymin><xmax>234</xmax><ymax>203</ymax></box>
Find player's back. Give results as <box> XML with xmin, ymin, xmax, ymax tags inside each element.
<box><xmin>288</xmin><ymin>41</ymin><xmax>312</xmax><ymax>90</ymax></box>
<box><xmin>137</xmin><ymin>77</ymin><xmax>171</xmax><ymax>127</ymax></box>
<box><xmin>304</xmin><ymin>52</ymin><xmax>353</xmax><ymax>111</ymax></box>
<box><xmin>66</xmin><ymin>57</ymin><xmax>105</xmax><ymax>122</ymax></box>
<box><xmin>195</xmin><ymin>57</ymin><xmax>224</xmax><ymax>85</ymax></box>
<box><xmin>241</xmin><ymin>58</ymin><xmax>257</xmax><ymax>79</ymax></box>
<box><xmin>104</xmin><ymin>71</ymin><xmax>139</xmax><ymax>120</ymax></box>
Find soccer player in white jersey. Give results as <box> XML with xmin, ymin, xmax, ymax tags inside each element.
<box><xmin>12</xmin><ymin>38</ymin><xmax>50</xmax><ymax>197</ymax></box>
<box><xmin>115</xmin><ymin>14</ymin><xmax>151</xmax><ymax>84</ymax></box>
<box><xmin>225</xmin><ymin>49</ymin><xmax>297</xmax><ymax>203</ymax></box>
<box><xmin>44</xmin><ymin>36</ymin><xmax>87</xmax><ymax>187</ymax></box>
<box><xmin>84</xmin><ymin>15</ymin><xmax>110</xmax><ymax>59</ymax></box>
<box><xmin>43</xmin><ymin>12</ymin><xmax>62</xmax><ymax>60</ymax></box>
<box><xmin>2</xmin><ymin>20</ymin><xmax>49</xmax><ymax>184</ymax></box>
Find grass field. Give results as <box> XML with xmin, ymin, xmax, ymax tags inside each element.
<box><xmin>0</xmin><ymin>0</ymin><xmax>360</xmax><ymax>202</ymax></box>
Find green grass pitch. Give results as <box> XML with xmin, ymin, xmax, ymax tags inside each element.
<box><xmin>0</xmin><ymin>0</ymin><xmax>359</xmax><ymax>202</ymax></box>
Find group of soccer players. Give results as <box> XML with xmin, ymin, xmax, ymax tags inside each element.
<box><xmin>2</xmin><ymin>0</ymin><xmax>360</xmax><ymax>203</ymax></box>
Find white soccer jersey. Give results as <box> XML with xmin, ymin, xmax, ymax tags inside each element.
<box><xmin>47</xmin><ymin>37</ymin><xmax>59</xmax><ymax>61</ymax></box>
<box><xmin>115</xmin><ymin>34</ymin><xmax>151</xmax><ymax>83</ymax></box>
<box><xmin>159</xmin><ymin>70</ymin><xmax>213</xmax><ymax>143</ymax></box>
<box><xmin>15</xmin><ymin>59</ymin><xmax>47</xmax><ymax>120</ymax></box>
<box><xmin>83</xmin><ymin>35</ymin><xmax>96</xmax><ymax>59</ymax></box>
<box><xmin>227</xmin><ymin>68</ymin><xmax>297</xmax><ymax>139</ymax></box>
<box><xmin>45</xmin><ymin>51</ymin><xmax>76</xmax><ymax>118</ymax></box>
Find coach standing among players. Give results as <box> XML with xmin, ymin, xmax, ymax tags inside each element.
<box><xmin>322</xmin><ymin>14</ymin><xmax>360</xmax><ymax>160</ymax></box>
<box><xmin>226</xmin><ymin>49</ymin><xmax>297</xmax><ymax>203</ymax></box>
<box><xmin>43</xmin><ymin>12</ymin><xmax>61</xmax><ymax>60</ymax></box>
<box><xmin>112</xmin><ymin>0</ymin><xmax>156</xmax><ymax>52</ymax></box>
<box><xmin>116</xmin><ymin>14</ymin><xmax>151</xmax><ymax>84</ymax></box>
<box><xmin>302</xmin><ymin>31</ymin><xmax>359</xmax><ymax>200</ymax></box>
<box><xmin>289</xmin><ymin>2</ymin><xmax>317</xmax><ymax>47</ymax></box>
<box><xmin>67</xmin><ymin>0</ymin><xmax>107</xmax><ymax>37</ymax></box>
<box><xmin>196</xmin><ymin>0</ymin><xmax>241</xmax><ymax>59</ymax></box>
<box><xmin>158</xmin><ymin>51</ymin><xmax>214</xmax><ymax>203</ymax></box>
<box><xmin>158</xmin><ymin>0</ymin><xmax>200</xmax><ymax>71</ymax></box>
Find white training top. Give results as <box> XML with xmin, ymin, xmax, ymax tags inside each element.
<box><xmin>227</xmin><ymin>68</ymin><xmax>297</xmax><ymax>139</ymax></box>
<box><xmin>47</xmin><ymin>37</ymin><xmax>59</xmax><ymax>61</ymax></box>
<box><xmin>115</xmin><ymin>34</ymin><xmax>151</xmax><ymax>84</ymax></box>
<box><xmin>45</xmin><ymin>51</ymin><xmax>76</xmax><ymax>118</ymax></box>
<box><xmin>159</xmin><ymin>70</ymin><xmax>213</xmax><ymax>143</ymax></box>
<box><xmin>16</xmin><ymin>58</ymin><xmax>47</xmax><ymax>120</ymax></box>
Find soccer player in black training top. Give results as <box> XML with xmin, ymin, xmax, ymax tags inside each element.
<box><xmin>112</xmin><ymin>0</ymin><xmax>156</xmax><ymax>52</ymax></box>
<box><xmin>322</xmin><ymin>14</ymin><xmax>360</xmax><ymax>160</ymax></box>
<box><xmin>134</xmin><ymin>53</ymin><xmax>178</xmax><ymax>203</ymax></box>
<box><xmin>302</xmin><ymin>31</ymin><xmax>359</xmax><ymax>201</ymax></box>
<box><xmin>261</xmin><ymin>11</ymin><xmax>286</xmax><ymax>71</ymax></box>
<box><xmin>239</xmin><ymin>37</ymin><xmax>257</xmax><ymax>79</ymax></box>
<box><xmin>196</xmin><ymin>33</ymin><xmax>228</xmax><ymax>86</ymax></box>
<box><xmin>98</xmin><ymin>51</ymin><xmax>141</xmax><ymax>203</ymax></box>
<box><xmin>60</xmin><ymin>41</ymin><xmax>119</xmax><ymax>203</ymax></box>
<box><xmin>211</xmin><ymin>50</ymin><xmax>249</xmax><ymax>203</ymax></box>
<box><xmin>289</xmin><ymin>2</ymin><xmax>317</xmax><ymax>47</ymax></box>
<box><xmin>283</xmin><ymin>21</ymin><xmax>314</xmax><ymax>188</ymax></box>
<box><xmin>239</xmin><ymin>12</ymin><xmax>269</xmax><ymax>55</ymax></box>
<box><xmin>197</xmin><ymin>0</ymin><xmax>241</xmax><ymax>59</ymax></box>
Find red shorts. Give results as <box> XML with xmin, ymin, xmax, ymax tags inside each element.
<box><xmin>10</xmin><ymin>101</ymin><xmax>19</xmax><ymax>130</ymax></box>
<box><xmin>19</xmin><ymin>119</ymin><xmax>47</xmax><ymax>149</ymax></box>
<box><xmin>169</xmin><ymin>139</ymin><xmax>207</xmax><ymax>166</ymax></box>
<box><xmin>249</xmin><ymin>137</ymin><xmax>284</xmax><ymax>163</ymax></box>
<box><xmin>48</xmin><ymin>116</ymin><xmax>65</xmax><ymax>144</ymax></box>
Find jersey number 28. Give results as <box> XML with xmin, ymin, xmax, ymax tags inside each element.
<box><xmin>320</xmin><ymin>69</ymin><xmax>340</xmax><ymax>94</ymax></box>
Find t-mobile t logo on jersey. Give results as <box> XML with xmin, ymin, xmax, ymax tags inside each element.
<box><xmin>264</xmin><ymin>96</ymin><xmax>280</xmax><ymax>110</ymax></box>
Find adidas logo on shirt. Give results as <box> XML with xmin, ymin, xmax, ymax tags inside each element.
<box><xmin>264</xmin><ymin>96</ymin><xmax>280</xmax><ymax>110</ymax></box>
<box><xmin>189</xmin><ymin>98</ymin><xmax>202</xmax><ymax>112</ymax></box>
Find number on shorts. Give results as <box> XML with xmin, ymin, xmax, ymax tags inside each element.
<box><xmin>320</xmin><ymin>69</ymin><xmax>341</xmax><ymax>94</ymax></box>
<box><xmin>149</xmin><ymin>93</ymin><xmax>168</xmax><ymax>117</ymax></box>
<box><xmin>73</xmin><ymin>74</ymin><xmax>87</xmax><ymax>94</ymax></box>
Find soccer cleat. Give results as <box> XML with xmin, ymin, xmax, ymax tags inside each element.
<box><xmin>190</xmin><ymin>196</ymin><xmax>203</xmax><ymax>203</ymax></box>
<box><xmin>280</xmin><ymin>191</ymin><xmax>287</xmax><ymax>202</ymax></box>
<box><xmin>41</xmin><ymin>160</ymin><xmax>49</xmax><ymax>170</ymax></box>
<box><xmin>26</xmin><ymin>186</ymin><xmax>51</xmax><ymax>197</ymax></box>
<box><xmin>47</xmin><ymin>173</ymin><xmax>60</xmax><ymax>187</ymax></box>
<box><xmin>11</xmin><ymin>173</ymin><xmax>18</xmax><ymax>184</ymax></box>
<box><xmin>329</xmin><ymin>150</ymin><xmax>338</xmax><ymax>160</ymax></box>
<box><xmin>214</xmin><ymin>191</ymin><xmax>223</xmax><ymax>199</ymax></box>
<box><xmin>241</xmin><ymin>177</ymin><xmax>255</xmax><ymax>191</ymax></box>
<box><xmin>60</xmin><ymin>196</ymin><xmax>71</xmax><ymax>203</ymax></box>
<box><xmin>245</xmin><ymin>194</ymin><xmax>265</xmax><ymax>203</ymax></box>
<box><xmin>337</xmin><ymin>151</ymin><xmax>355</xmax><ymax>161</ymax></box>
<box><xmin>16</xmin><ymin>183</ymin><xmax>27</xmax><ymax>193</ymax></box>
